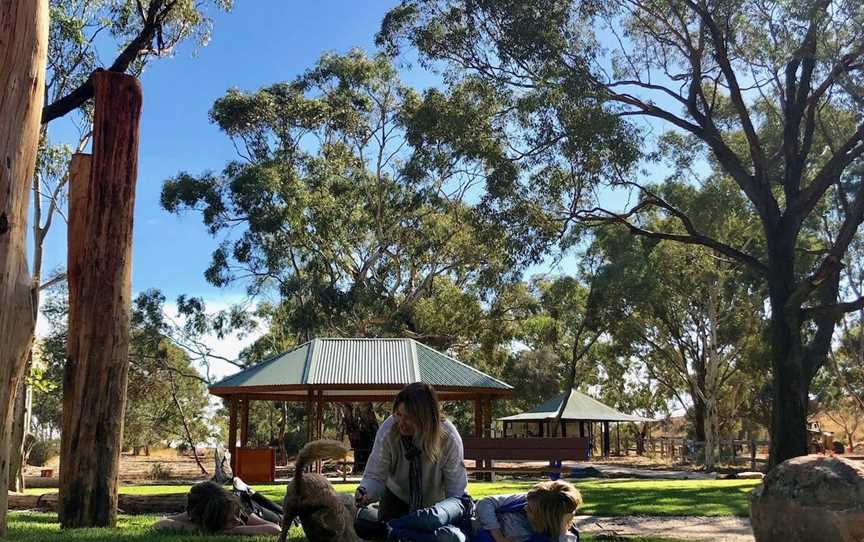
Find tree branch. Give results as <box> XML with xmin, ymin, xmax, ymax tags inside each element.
<box><xmin>795</xmin><ymin>123</ymin><xmax>864</xmax><ymax>219</ymax></box>
<box><xmin>802</xmin><ymin>296</ymin><xmax>864</xmax><ymax>321</ymax></box>
<box><xmin>575</xmin><ymin>199</ymin><xmax>769</xmax><ymax>275</ymax></box>
<box><xmin>41</xmin><ymin>0</ymin><xmax>178</xmax><ymax>123</ymax></box>
<box><xmin>685</xmin><ymin>0</ymin><xmax>767</xmax><ymax>183</ymax></box>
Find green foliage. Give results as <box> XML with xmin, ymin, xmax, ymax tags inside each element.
<box><xmin>161</xmin><ymin>51</ymin><xmax>509</xmax><ymax>345</ymax></box>
<box><xmin>379</xmin><ymin>0</ymin><xmax>864</xmax><ymax>464</ymax></box>
<box><xmin>27</xmin><ymin>440</ymin><xmax>60</xmax><ymax>468</ymax></box>
<box><xmin>31</xmin><ymin>286</ymin><xmax>215</xmax><ymax>454</ymax></box>
<box><xmin>147</xmin><ymin>463</ymin><xmax>173</xmax><ymax>481</ymax></box>
<box><xmin>589</xmin><ymin>180</ymin><xmax>769</xmax><ymax>439</ymax></box>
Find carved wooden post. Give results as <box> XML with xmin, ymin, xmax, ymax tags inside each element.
<box><xmin>0</xmin><ymin>1</ymin><xmax>48</xmax><ymax>535</ymax></box>
<box><xmin>60</xmin><ymin>71</ymin><xmax>142</xmax><ymax>528</ymax></box>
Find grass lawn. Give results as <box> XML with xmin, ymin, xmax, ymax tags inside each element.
<box><xmin>25</xmin><ymin>478</ymin><xmax>760</xmax><ymax>517</ymax></box>
<box><xmin>9</xmin><ymin>511</ymin><xmax>680</xmax><ymax>542</ymax></box>
<box><xmin>14</xmin><ymin>479</ymin><xmax>757</xmax><ymax>541</ymax></box>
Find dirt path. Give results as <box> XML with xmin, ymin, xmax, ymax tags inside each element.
<box><xmin>574</xmin><ymin>515</ymin><xmax>753</xmax><ymax>541</ymax></box>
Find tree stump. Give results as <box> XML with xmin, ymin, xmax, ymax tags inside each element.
<box><xmin>0</xmin><ymin>0</ymin><xmax>49</xmax><ymax>536</ymax></box>
<box><xmin>60</xmin><ymin>70</ymin><xmax>142</xmax><ymax>529</ymax></box>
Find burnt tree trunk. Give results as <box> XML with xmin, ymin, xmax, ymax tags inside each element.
<box><xmin>341</xmin><ymin>403</ymin><xmax>379</xmax><ymax>473</ymax></box>
<box><xmin>0</xmin><ymin>1</ymin><xmax>48</xmax><ymax>536</ymax></box>
<box><xmin>59</xmin><ymin>71</ymin><xmax>142</xmax><ymax>529</ymax></box>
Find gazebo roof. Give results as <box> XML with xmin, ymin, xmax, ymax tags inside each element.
<box><xmin>209</xmin><ymin>338</ymin><xmax>512</xmax><ymax>401</ymax></box>
<box><xmin>498</xmin><ymin>389</ymin><xmax>653</xmax><ymax>423</ymax></box>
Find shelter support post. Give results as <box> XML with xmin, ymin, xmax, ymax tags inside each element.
<box><xmin>473</xmin><ymin>399</ymin><xmax>485</xmax><ymax>477</ymax></box>
<box><xmin>305</xmin><ymin>390</ymin><xmax>314</xmax><ymax>444</ymax></box>
<box><xmin>603</xmin><ymin>421</ymin><xmax>611</xmax><ymax>457</ymax></box>
<box><xmin>483</xmin><ymin>396</ymin><xmax>494</xmax><ymax>481</ymax></box>
<box><xmin>482</xmin><ymin>397</ymin><xmax>492</xmax><ymax>437</ymax></box>
<box><xmin>228</xmin><ymin>399</ymin><xmax>238</xmax><ymax>472</ymax></box>
<box><xmin>315</xmin><ymin>390</ymin><xmax>324</xmax><ymax>473</ymax></box>
<box><xmin>240</xmin><ymin>400</ymin><xmax>249</xmax><ymax>447</ymax></box>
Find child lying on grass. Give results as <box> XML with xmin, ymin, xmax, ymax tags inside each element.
<box><xmin>474</xmin><ymin>480</ymin><xmax>582</xmax><ymax>542</ymax></box>
<box><xmin>153</xmin><ymin>480</ymin><xmax>282</xmax><ymax>536</ymax></box>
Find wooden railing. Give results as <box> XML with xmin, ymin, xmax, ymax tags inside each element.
<box><xmin>463</xmin><ymin>437</ymin><xmax>590</xmax><ymax>477</ymax></box>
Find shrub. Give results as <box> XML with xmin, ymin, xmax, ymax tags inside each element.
<box><xmin>28</xmin><ymin>439</ymin><xmax>59</xmax><ymax>467</ymax></box>
<box><xmin>149</xmin><ymin>462</ymin><xmax>173</xmax><ymax>481</ymax></box>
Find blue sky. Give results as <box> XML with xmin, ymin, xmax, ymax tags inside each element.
<box><xmin>37</xmin><ymin>1</ymin><xmax>668</xmax><ymax>369</ymax></box>
<box><xmin>42</xmin><ymin>0</ymin><xmax>426</xmax><ymax>303</ymax></box>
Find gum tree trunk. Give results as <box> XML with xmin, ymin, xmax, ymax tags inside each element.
<box><xmin>0</xmin><ymin>0</ymin><xmax>48</xmax><ymax>536</ymax></box>
<box><xmin>59</xmin><ymin>71</ymin><xmax>142</xmax><ymax>528</ymax></box>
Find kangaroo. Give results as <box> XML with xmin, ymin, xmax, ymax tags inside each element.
<box><xmin>279</xmin><ymin>439</ymin><xmax>364</xmax><ymax>542</ymax></box>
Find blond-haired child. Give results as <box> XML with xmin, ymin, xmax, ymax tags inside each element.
<box><xmin>474</xmin><ymin>480</ymin><xmax>582</xmax><ymax>542</ymax></box>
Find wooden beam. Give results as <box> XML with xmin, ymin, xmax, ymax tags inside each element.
<box><xmin>209</xmin><ymin>383</ymin><xmax>514</xmax><ymax>397</ymax></box>
<box><xmin>61</xmin><ymin>71</ymin><xmax>142</xmax><ymax>529</ymax></box>
<box><xmin>215</xmin><ymin>392</ymin><xmax>510</xmax><ymax>403</ymax></box>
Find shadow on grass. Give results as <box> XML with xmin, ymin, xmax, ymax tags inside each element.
<box><xmin>10</xmin><ymin>511</ymin><xmax>686</xmax><ymax>542</ymax></box>
<box><xmin>9</xmin><ymin>512</ymin><xmax>306</xmax><ymax>542</ymax></box>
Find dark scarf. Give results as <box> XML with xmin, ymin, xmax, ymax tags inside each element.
<box><xmin>401</xmin><ymin>436</ymin><xmax>423</xmax><ymax>512</ymax></box>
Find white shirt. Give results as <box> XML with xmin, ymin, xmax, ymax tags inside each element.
<box><xmin>359</xmin><ymin>415</ymin><xmax>468</xmax><ymax>507</ymax></box>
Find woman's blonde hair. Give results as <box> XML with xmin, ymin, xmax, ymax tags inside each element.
<box><xmin>393</xmin><ymin>382</ymin><xmax>443</xmax><ymax>462</ymax></box>
<box><xmin>526</xmin><ymin>480</ymin><xmax>583</xmax><ymax>537</ymax></box>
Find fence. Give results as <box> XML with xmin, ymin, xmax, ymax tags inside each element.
<box><xmin>633</xmin><ymin>438</ymin><xmax>770</xmax><ymax>469</ymax></box>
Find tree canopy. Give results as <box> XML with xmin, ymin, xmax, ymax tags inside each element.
<box><xmin>379</xmin><ymin>0</ymin><xmax>864</xmax><ymax>465</ymax></box>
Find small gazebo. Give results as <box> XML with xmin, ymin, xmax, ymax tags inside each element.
<box><xmin>209</xmin><ymin>338</ymin><xmax>512</xmax><ymax>480</ymax></box>
<box><xmin>498</xmin><ymin>389</ymin><xmax>653</xmax><ymax>457</ymax></box>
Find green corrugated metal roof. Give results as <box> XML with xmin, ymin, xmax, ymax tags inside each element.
<box><xmin>415</xmin><ymin>342</ymin><xmax>511</xmax><ymax>390</ymax></box>
<box><xmin>210</xmin><ymin>338</ymin><xmax>512</xmax><ymax>391</ymax></box>
<box><xmin>498</xmin><ymin>389</ymin><xmax>652</xmax><ymax>422</ymax></box>
<box><xmin>211</xmin><ymin>342</ymin><xmax>310</xmax><ymax>389</ymax></box>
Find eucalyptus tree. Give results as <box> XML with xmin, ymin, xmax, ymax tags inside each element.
<box><xmin>4</xmin><ymin>0</ymin><xmax>235</xmax><ymax>494</ymax></box>
<box><xmin>592</xmin><ymin>201</ymin><xmax>765</xmax><ymax>470</ymax></box>
<box><xmin>161</xmin><ymin>51</ymin><xmax>509</xmax><ymax>461</ymax></box>
<box><xmin>379</xmin><ymin>0</ymin><xmax>864</xmax><ymax>465</ymax></box>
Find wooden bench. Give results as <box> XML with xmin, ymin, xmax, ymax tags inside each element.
<box><xmin>463</xmin><ymin>437</ymin><xmax>591</xmax><ymax>479</ymax></box>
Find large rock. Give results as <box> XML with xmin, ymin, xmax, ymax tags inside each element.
<box><xmin>750</xmin><ymin>455</ymin><xmax>864</xmax><ymax>542</ymax></box>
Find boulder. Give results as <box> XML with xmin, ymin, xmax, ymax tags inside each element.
<box><xmin>750</xmin><ymin>454</ymin><xmax>864</xmax><ymax>542</ymax></box>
